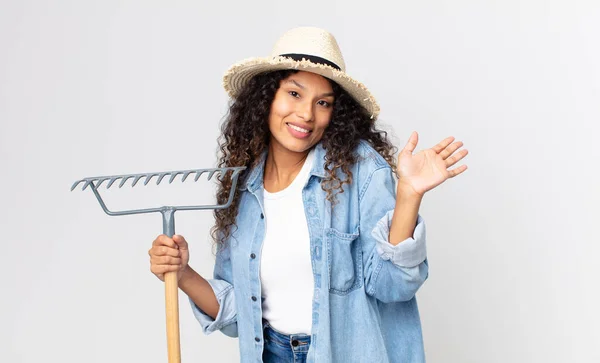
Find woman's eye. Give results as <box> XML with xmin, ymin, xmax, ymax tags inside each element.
<box><xmin>289</xmin><ymin>91</ymin><xmax>300</xmax><ymax>98</ymax></box>
<box><xmin>318</xmin><ymin>100</ymin><xmax>331</xmax><ymax>107</ymax></box>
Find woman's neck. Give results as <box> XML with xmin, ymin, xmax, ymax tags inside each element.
<box><xmin>263</xmin><ymin>141</ymin><xmax>309</xmax><ymax>193</ymax></box>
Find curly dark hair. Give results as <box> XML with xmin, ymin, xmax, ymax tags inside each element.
<box><xmin>211</xmin><ymin>70</ymin><xmax>397</xmax><ymax>245</ymax></box>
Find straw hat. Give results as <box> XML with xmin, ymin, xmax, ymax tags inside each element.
<box><xmin>222</xmin><ymin>27</ymin><xmax>380</xmax><ymax>119</ymax></box>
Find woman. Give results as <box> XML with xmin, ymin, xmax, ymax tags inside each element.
<box><xmin>148</xmin><ymin>27</ymin><xmax>468</xmax><ymax>363</ymax></box>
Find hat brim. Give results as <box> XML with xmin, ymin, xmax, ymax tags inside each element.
<box><xmin>223</xmin><ymin>56</ymin><xmax>380</xmax><ymax>119</ymax></box>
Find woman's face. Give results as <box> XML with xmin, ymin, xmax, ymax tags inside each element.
<box><xmin>268</xmin><ymin>71</ymin><xmax>335</xmax><ymax>154</ymax></box>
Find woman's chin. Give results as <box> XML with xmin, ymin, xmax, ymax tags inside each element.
<box><xmin>275</xmin><ymin>138</ymin><xmax>315</xmax><ymax>154</ymax></box>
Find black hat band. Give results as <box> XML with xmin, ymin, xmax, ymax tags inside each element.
<box><xmin>279</xmin><ymin>53</ymin><xmax>341</xmax><ymax>71</ymax></box>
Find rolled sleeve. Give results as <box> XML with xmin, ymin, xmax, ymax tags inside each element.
<box><xmin>188</xmin><ymin>279</ymin><xmax>238</xmax><ymax>337</ymax></box>
<box><xmin>372</xmin><ymin>210</ymin><xmax>427</xmax><ymax>268</ymax></box>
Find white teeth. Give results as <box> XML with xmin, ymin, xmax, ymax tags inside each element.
<box><xmin>288</xmin><ymin>123</ymin><xmax>310</xmax><ymax>133</ymax></box>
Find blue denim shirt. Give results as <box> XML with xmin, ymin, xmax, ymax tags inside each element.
<box><xmin>189</xmin><ymin>140</ymin><xmax>429</xmax><ymax>362</ymax></box>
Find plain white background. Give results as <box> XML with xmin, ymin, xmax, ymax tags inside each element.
<box><xmin>1</xmin><ymin>1</ymin><xmax>599</xmax><ymax>362</ymax></box>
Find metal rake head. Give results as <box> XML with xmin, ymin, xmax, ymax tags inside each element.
<box><xmin>72</xmin><ymin>165</ymin><xmax>247</xmax><ymax>362</ymax></box>
<box><xmin>71</xmin><ymin>167</ymin><xmax>244</xmax><ymax>192</ymax></box>
<box><xmin>71</xmin><ymin>167</ymin><xmax>246</xmax><ymax>218</ymax></box>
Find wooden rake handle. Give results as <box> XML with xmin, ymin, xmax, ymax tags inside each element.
<box><xmin>165</xmin><ymin>270</ymin><xmax>181</xmax><ymax>363</ymax></box>
<box><xmin>162</xmin><ymin>209</ymin><xmax>180</xmax><ymax>363</ymax></box>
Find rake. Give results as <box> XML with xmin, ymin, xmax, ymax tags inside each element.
<box><xmin>71</xmin><ymin>166</ymin><xmax>246</xmax><ymax>363</ymax></box>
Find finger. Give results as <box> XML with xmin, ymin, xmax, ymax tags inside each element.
<box><xmin>431</xmin><ymin>136</ymin><xmax>455</xmax><ymax>154</ymax></box>
<box><xmin>151</xmin><ymin>255</ymin><xmax>182</xmax><ymax>265</ymax></box>
<box><xmin>150</xmin><ymin>256</ymin><xmax>182</xmax><ymax>265</ymax></box>
<box><xmin>173</xmin><ymin>235</ymin><xmax>189</xmax><ymax>250</ymax></box>
<box><xmin>153</xmin><ymin>234</ymin><xmax>177</xmax><ymax>248</ymax></box>
<box><xmin>447</xmin><ymin>164</ymin><xmax>468</xmax><ymax>178</ymax></box>
<box><xmin>150</xmin><ymin>245</ymin><xmax>180</xmax><ymax>257</ymax></box>
<box><xmin>445</xmin><ymin>149</ymin><xmax>469</xmax><ymax>168</ymax></box>
<box><xmin>439</xmin><ymin>141</ymin><xmax>463</xmax><ymax>160</ymax></box>
<box><xmin>151</xmin><ymin>264</ymin><xmax>179</xmax><ymax>275</ymax></box>
<box><xmin>402</xmin><ymin>131</ymin><xmax>418</xmax><ymax>154</ymax></box>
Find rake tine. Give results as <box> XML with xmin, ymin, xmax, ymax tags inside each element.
<box><xmin>156</xmin><ymin>172</ymin><xmax>171</xmax><ymax>185</ymax></box>
<box><xmin>194</xmin><ymin>171</ymin><xmax>205</xmax><ymax>182</ymax></box>
<box><xmin>181</xmin><ymin>171</ymin><xmax>193</xmax><ymax>182</ymax></box>
<box><xmin>118</xmin><ymin>175</ymin><xmax>135</xmax><ymax>188</ymax></box>
<box><xmin>169</xmin><ymin>172</ymin><xmax>183</xmax><ymax>184</ymax></box>
<box><xmin>96</xmin><ymin>177</ymin><xmax>110</xmax><ymax>188</ymax></box>
<box><xmin>82</xmin><ymin>180</ymin><xmax>96</xmax><ymax>191</ymax></box>
<box><xmin>107</xmin><ymin>177</ymin><xmax>122</xmax><ymax>189</ymax></box>
<box><xmin>144</xmin><ymin>173</ymin><xmax>159</xmax><ymax>185</ymax></box>
<box><xmin>70</xmin><ymin>180</ymin><xmax>83</xmax><ymax>191</ymax></box>
<box><xmin>207</xmin><ymin>170</ymin><xmax>217</xmax><ymax>181</ymax></box>
<box><xmin>217</xmin><ymin>170</ymin><xmax>228</xmax><ymax>182</ymax></box>
<box><xmin>227</xmin><ymin>168</ymin><xmax>243</xmax><ymax>182</ymax></box>
<box><xmin>132</xmin><ymin>175</ymin><xmax>145</xmax><ymax>187</ymax></box>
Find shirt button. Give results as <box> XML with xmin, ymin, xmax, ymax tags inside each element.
<box><xmin>260</xmin><ymin>213</ymin><xmax>264</xmax><ymax>219</ymax></box>
<box><xmin>251</xmin><ymin>296</ymin><xmax>257</xmax><ymax>301</ymax></box>
<box><xmin>250</xmin><ymin>253</ymin><xmax>256</xmax><ymax>259</ymax></box>
<box><xmin>255</xmin><ymin>337</ymin><xmax>260</xmax><ymax>342</ymax></box>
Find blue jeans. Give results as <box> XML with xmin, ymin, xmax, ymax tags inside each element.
<box><xmin>262</xmin><ymin>321</ymin><xmax>311</xmax><ymax>363</ymax></box>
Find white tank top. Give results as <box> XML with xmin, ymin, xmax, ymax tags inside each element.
<box><xmin>260</xmin><ymin>148</ymin><xmax>315</xmax><ymax>335</ymax></box>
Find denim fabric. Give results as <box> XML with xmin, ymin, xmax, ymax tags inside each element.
<box><xmin>189</xmin><ymin>140</ymin><xmax>429</xmax><ymax>363</ymax></box>
<box><xmin>263</xmin><ymin>321</ymin><xmax>311</xmax><ymax>363</ymax></box>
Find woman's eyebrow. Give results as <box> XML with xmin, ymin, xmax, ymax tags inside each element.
<box><xmin>285</xmin><ymin>80</ymin><xmax>334</xmax><ymax>97</ymax></box>
<box><xmin>286</xmin><ymin>79</ymin><xmax>305</xmax><ymax>89</ymax></box>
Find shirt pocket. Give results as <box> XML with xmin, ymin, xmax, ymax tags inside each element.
<box><xmin>326</xmin><ymin>228</ymin><xmax>363</xmax><ymax>295</ymax></box>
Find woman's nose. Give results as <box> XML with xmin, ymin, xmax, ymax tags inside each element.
<box><xmin>296</xmin><ymin>101</ymin><xmax>314</xmax><ymax>122</ymax></box>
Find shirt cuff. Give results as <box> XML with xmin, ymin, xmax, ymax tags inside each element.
<box><xmin>371</xmin><ymin>210</ymin><xmax>427</xmax><ymax>268</ymax></box>
<box><xmin>188</xmin><ymin>279</ymin><xmax>237</xmax><ymax>335</ymax></box>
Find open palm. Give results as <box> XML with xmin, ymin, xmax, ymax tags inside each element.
<box><xmin>397</xmin><ymin>132</ymin><xmax>469</xmax><ymax>196</ymax></box>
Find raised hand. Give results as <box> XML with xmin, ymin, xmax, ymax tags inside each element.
<box><xmin>396</xmin><ymin>131</ymin><xmax>468</xmax><ymax>196</ymax></box>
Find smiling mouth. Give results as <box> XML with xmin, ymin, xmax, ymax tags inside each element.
<box><xmin>286</xmin><ymin>123</ymin><xmax>312</xmax><ymax>134</ymax></box>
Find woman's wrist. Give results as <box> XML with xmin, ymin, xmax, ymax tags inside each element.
<box><xmin>178</xmin><ymin>265</ymin><xmax>197</xmax><ymax>286</ymax></box>
<box><xmin>396</xmin><ymin>182</ymin><xmax>424</xmax><ymax>202</ymax></box>
<box><xmin>388</xmin><ymin>183</ymin><xmax>423</xmax><ymax>245</ymax></box>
